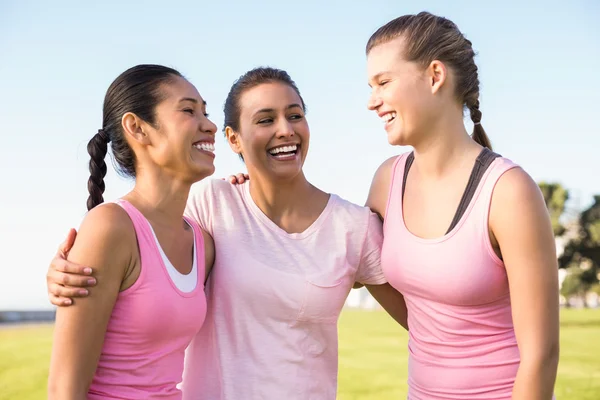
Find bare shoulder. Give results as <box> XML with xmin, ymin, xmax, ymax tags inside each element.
<box><xmin>366</xmin><ymin>155</ymin><xmax>401</xmax><ymax>219</ymax></box>
<box><xmin>373</xmin><ymin>155</ymin><xmax>398</xmax><ymax>184</ymax></box>
<box><xmin>79</xmin><ymin>203</ymin><xmax>135</xmax><ymax>243</ymax></box>
<box><xmin>70</xmin><ymin>203</ymin><xmax>136</xmax><ymax>274</ymax></box>
<box><xmin>489</xmin><ymin>165</ymin><xmax>553</xmax><ymax>250</ymax></box>
<box><xmin>491</xmin><ymin>166</ymin><xmax>545</xmax><ymax>212</ymax></box>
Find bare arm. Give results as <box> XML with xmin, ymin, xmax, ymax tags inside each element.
<box><xmin>353</xmin><ymin>155</ymin><xmax>396</xmax><ymax>294</ymax></box>
<box><xmin>490</xmin><ymin>168</ymin><xmax>559</xmax><ymax>400</ymax></box>
<box><xmin>47</xmin><ymin>204</ymin><xmax>135</xmax><ymax>399</ymax></box>
<box><xmin>365</xmin><ymin>156</ymin><xmax>397</xmax><ymax>221</ymax></box>
<box><xmin>361</xmin><ymin>156</ymin><xmax>408</xmax><ymax>330</ymax></box>
<box><xmin>365</xmin><ymin>283</ymin><xmax>408</xmax><ymax>330</ymax></box>
<box><xmin>46</xmin><ymin>229</ymin><xmax>97</xmax><ymax>306</ymax></box>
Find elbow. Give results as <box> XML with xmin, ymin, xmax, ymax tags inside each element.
<box><xmin>543</xmin><ymin>340</ymin><xmax>560</xmax><ymax>368</ymax></box>
<box><xmin>521</xmin><ymin>340</ymin><xmax>560</xmax><ymax>374</ymax></box>
<box><xmin>47</xmin><ymin>373</ymin><xmax>87</xmax><ymax>400</ymax></box>
<box><xmin>47</xmin><ymin>376</ymin><xmax>62</xmax><ymax>400</ymax></box>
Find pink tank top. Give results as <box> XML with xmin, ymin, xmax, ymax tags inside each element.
<box><xmin>381</xmin><ymin>153</ymin><xmax>520</xmax><ymax>399</ymax></box>
<box><xmin>88</xmin><ymin>200</ymin><xmax>207</xmax><ymax>400</ymax></box>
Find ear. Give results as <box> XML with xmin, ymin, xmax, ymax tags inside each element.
<box><xmin>225</xmin><ymin>126</ymin><xmax>243</xmax><ymax>156</ymax></box>
<box><xmin>428</xmin><ymin>60</ymin><xmax>447</xmax><ymax>95</ymax></box>
<box><xmin>122</xmin><ymin>112</ymin><xmax>151</xmax><ymax>145</ymax></box>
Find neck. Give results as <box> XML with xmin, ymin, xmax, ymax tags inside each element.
<box><xmin>411</xmin><ymin>109</ymin><xmax>480</xmax><ymax>178</ymax></box>
<box><xmin>126</xmin><ymin>166</ymin><xmax>193</xmax><ymax>228</ymax></box>
<box><xmin>247</xmin><ymin>169</ymin><xmax>316</xmax><ymax>220</ymax></box>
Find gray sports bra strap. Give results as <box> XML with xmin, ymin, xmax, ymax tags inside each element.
<box><xmin>401</xmin><ymin>148</ymin><xmax>500</xmax><ymax>234</ymax></box>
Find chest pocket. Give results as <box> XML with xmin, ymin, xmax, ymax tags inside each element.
<box><xmin>297</xmin><ymin>271</ymin><xmax>353</xmax><ymax>324</ymax></box>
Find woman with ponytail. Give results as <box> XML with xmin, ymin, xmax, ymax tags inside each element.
<box><xmin>365</xmin><ymin>12</ymin><xmax>559</xmax><ymax>399</ymax></box>
<box><xmin>48</xmin><ymin>64</ymin><xmax>217</xmax><ymax>399</ymax></box>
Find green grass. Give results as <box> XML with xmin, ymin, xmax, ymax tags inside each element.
<box><xmin>1</xmin><ymin>309</ymin><xmax>599</xmax><ymax>399</ymax></box>
<box><xmin>553</xmin><ymin>309</ymin><xmax>600</xmax><ymax>399</ymax></box>
<box><xmin>0</xmin><ymin>324</ymin><xmax>54</xmax><ymax>400</ymax></box>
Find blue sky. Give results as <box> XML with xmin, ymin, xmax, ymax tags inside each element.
<box><xmin>1</xmin><ymin>0</ymin><xmax>598</xmax><ymax>310</ymax></box>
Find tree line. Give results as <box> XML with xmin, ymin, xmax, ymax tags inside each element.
<box><xmin>538</xmin><ymin>183</ymin><xmax>600</xmax><ymax>301</ymax></box>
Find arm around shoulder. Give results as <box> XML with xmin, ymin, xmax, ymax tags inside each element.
<box><xmin>490</xmin><ymin>167</ymin><xmax>559</xmax><ymax>400</ymax></box>
<box><xmin>48</xmin><ymin>203</ymin><xmax>136</xmax><ymax>399</ymax></box>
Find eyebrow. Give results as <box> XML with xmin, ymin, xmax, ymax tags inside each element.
<box><xmin>253</xmin><ymin>103</ymin><xmax>303</xmax><ymax>116</ymax></box>
<box><xmin>178</xmin><ymin>97</ymin><xmax>207</xmax><ymax>106</ymax></box>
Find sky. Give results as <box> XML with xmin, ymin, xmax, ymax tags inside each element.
<box><xmin>0</xmin><ymin>0</ymin><xmax>598</xmax><ymax>310</ymax></box>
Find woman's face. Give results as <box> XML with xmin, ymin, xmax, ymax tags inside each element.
<box><xmin>227</xmin><ymin>81</ymin><xmax>310</xmax><ymax>182</ymax></box>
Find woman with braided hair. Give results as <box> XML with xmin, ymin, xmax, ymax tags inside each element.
<box><xmin>48</xmin><ymin>64</ymin><xmax>218</xmax><ymax>399</ymax></box>
<box><xmin>365</xmin><ymin>11</ymin><xmax>559</xmax><ymax>399</ymax></box>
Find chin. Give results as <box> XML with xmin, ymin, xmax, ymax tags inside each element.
<box><xmin>387</xmin><ymin>124</ymin><xmax>417</xmax><ymax>147</ymax></box>
<box><xmin>270</xmin><ymin>166</ymin><xmax>304</xmax><ymax>181</ymax></box>
<box><xmin>387</xmin><ymin>132</ymin><xmax>405</xmax><ymax>146</ymax></box>
<box><xmin>190</xmin><ymin>165</ymin><xmax>215</xmax><ymax>181</ymax></box>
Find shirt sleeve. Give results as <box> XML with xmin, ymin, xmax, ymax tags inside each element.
<box><xmin>184</xmin><ymin>179</ymin><xmax>214</xmax><ymax>235</ymax></box>
<box><xmin>355</xmin><ymin>211</ymin><xmax>387</xmax><ymax>285</ymax></box>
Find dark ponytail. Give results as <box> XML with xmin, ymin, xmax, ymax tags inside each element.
<box><xmin>86</xmin><ymin>129</ymin><xmax>110</xmax><ymax>210</ymax></box>
<box><xmin>85</xmin><ymin>64</ymin><xmax>183</xmax><ymax>211</ymax></box>
<box><xmin>467</xmin><ymin>99</ymin><xmax>492</xmax><ymax>150</ymax></box>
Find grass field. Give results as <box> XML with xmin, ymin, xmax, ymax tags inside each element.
<box><xmin>1</xmin><ymin>309</ymin><xmax>599</xmax><ymax>399</ymax></box>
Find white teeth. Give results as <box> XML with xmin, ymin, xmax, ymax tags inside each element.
<box><xmin>268</xmin><ymin>144</ymin><xmax>297</xmax><ymax>155</ymax></box>
<box><xmin>193</xmin><ymin>142</ymin><xmax>214</xmax><ymax>152</ymax></box>
<box><xmin>381</xmin><ymin>112</ymin><xmax>397</xmax><ymax>123</ymax></box>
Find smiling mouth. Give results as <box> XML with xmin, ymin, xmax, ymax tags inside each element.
<box><xmin>192</xmin><ymin>142</ymin><xmax>215</xmax><ymax>158</ymax></box>
<box><xmin>268</xmin><ymin>144</ymin><xmax>299</xmax><ymax>160</ymax></box>
<box><xmin>381</xmin><ymin>112</ymin><xmax>396</xmax><ymax>125</ymax></box>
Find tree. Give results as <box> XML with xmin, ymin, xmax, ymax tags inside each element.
<box><xmin>538</xmin><ymin>182</ymin><xmax>569</xmax><ymax>236</ymax></box>
<box><xmin>560</xmin><ymin>267</ymin><xmax>587</xmax><ymax>307</ymax></box>
<box><xmin>559</xmin><ymin>195</ymin><xmax>600</xmax><ymax>286</ymax></box>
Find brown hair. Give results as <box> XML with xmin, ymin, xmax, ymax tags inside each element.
<box><xmin>87</xmin><ymin>64</ymin><xmax>182</xmax><ymax>210</ymax></box>
<box><xmin>366</xmin><ymin>12</ymin><xmax>491</xmax><ymax>149</ymax></box>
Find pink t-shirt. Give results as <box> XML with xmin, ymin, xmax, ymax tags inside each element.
<box><xmin>181</xmin><ymin>179</ymin><xmax>386</xmax><ymax>399</ymax></box>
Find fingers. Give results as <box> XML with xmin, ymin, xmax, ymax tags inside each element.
<box><xmin>47</xmin><ymin>266</ymin><xmax>96</xmax><ymax>288</ymax></box>
<box><xmin>49</xmin><ymin>293</ymin><xmax>73</xmax><ymax>307</ymax></box>
<box><xmin>49</xmin><ymin>282</ymin><xmax>90</xmax><ymax>299</ymax></box>
<box><xmin>50</xmin><ymin>256</ymin><xmax>93</xmax><ymax>276</ymax></box>
<box><xmin>58</xmin><ymin>228</ymin><xmax>77</xmax><ymax>257</ymax></box>
<box><xmin>226</xmin><ymin>173</ymin><xmax>249</xmax><ymax>184</ymax></box>
<box><xmin>48</xmin><ymin>282</ymin><xmax>91</xmax><ymax>307</ymax></box>
<box><xmin>235</xmin><ymin>173</ymin><xmax>249</xmax><ymax>184</ymax></box>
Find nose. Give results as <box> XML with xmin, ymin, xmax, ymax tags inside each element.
<box><xmin>201</xmin><ymin>115</ymin><xmax>217</xmax><ymax>136</ymax></box>
<box><xmin>367</xmin><ymin>90</ymin><xmax>382</xmax><ymax>111</ymax></box>
<box><xmin>275</xmin><ymin>118</ymin><xmax>294</xmax><ymax>138</ymax></box>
